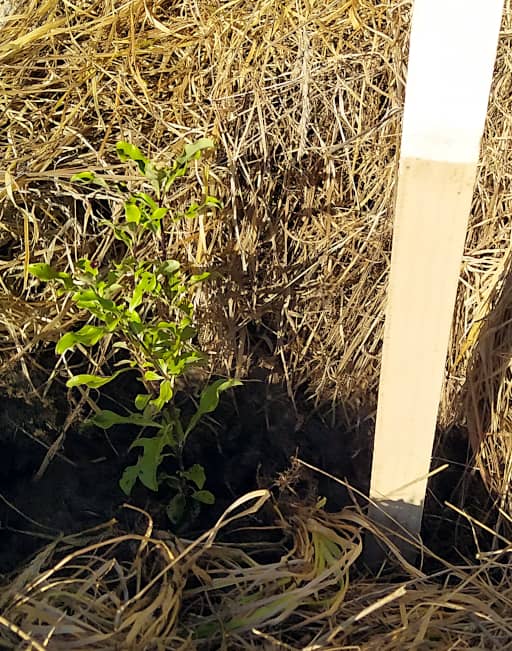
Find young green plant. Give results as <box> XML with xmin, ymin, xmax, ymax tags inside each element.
<box><xmin>30</xmin><ymin>139</ymin><xmax>240</xmax><ymax>525</ymax></box>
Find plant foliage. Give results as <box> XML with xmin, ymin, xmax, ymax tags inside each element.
<box><xmin>30</xmin><ymin>140</ymin><xmax>240</xmax><ymax>525</ymax></box>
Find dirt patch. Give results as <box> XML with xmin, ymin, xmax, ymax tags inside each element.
<box><xmin>0</xmin><ymin>369</ymin><xmax>489</xmax><ymax>576</ymax></box>
<box><xmin>0</xmin><ymin>372</ymin><xmax>374</xmax><ymax>574</ymax></box>
<box><xmin>0</xmin><ymin>396</ymin><xmax>126</xmax><ymax>573</ymax></box>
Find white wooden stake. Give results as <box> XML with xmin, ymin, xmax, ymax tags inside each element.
<box><xmin>368</xmin><ymin>0</ymin><xmax>503</xmax><ymax>555</ymax></box>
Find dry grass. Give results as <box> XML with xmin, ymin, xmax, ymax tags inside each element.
<box><xmin>0</xmin><ymin>0</ymin><xmax>509</xmax><ymax>447</ymax></box>
<box><xmin>0</xmin><ymin>0</ymin><xmax>409</xmax><ymax>411</ymax></box>
<box><xmin>1</xmin><ymin>477</ymin><xmax>511</xmax><ymax>651</ymax></box>
<box><xmin>1</xmin><ymin>0</ymin><xmax>506</xmax><ymax>418</ymax></box>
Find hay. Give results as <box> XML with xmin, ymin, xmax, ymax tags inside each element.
<box><xmin>1</xmin><ymin>481</ymin><xmax>511</xmax><ymax>650</ymax></box>
<box><xmin>0</xmin><ymin>0</ymin><xmax>408</xmax><ymax>413</ymax></box>
<box><xmin>0</xmin><ymin>0</ymin><xmax>508</xmax><ymax>423</ymax></box>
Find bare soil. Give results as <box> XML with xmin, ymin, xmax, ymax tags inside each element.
<box><xmin>0</xmin><ymin>369</ymin><xmax>375</xmax><ymax>575</ymax></box>
<box><xmin>0</xmin><ymin>358</ymin><xmax>489</xmax><ymax>578</ymax></box>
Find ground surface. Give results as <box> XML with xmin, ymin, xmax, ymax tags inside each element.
<box><xmin>0</xmin><ymin>371</ymin><xmax>374</xmax><ymax>574</ymax></box>
<box><xmin>0</xmin><ymin>352</ymin><xmax>484</xmax><ymax>576</ymax></box>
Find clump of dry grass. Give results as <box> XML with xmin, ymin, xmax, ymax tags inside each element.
<box><xmin>1</xmin><ymin>476</ymin><xmax>511</xmax><ymax>651</ymax></box>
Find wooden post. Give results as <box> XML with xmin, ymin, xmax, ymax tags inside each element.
<box><xmin>368</xmin><ymin>0</ymin><xmax>503</xmax><ymax>558</ymax></box>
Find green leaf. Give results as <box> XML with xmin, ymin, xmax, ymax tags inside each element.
<box><xmin>66</xmin><ymin>368</ymin><xmax>128</xmax><ymax>389</ymax></box>
<box><xmin>200</xmin><ymin>378</ymin><xmax>240</xmax><ymax>412</ymax></box>
<box><xmin>144</xmin><ymin>370</ymin><xmax>163</xmax><ymax>381</ymax></box>
<box><xmin>166</xmin><ymin>493</ymin><xmax>186</xmax><ymax>524</ymax></box>
<box><xmin>120</xmin><ymin>432</ymin><xmax>175</xmax><ymax>497</ymax></box>
<box><xmin>158</xmin><ymin>260</ymin><xmax>180</xmax><ymax>276</ymax></box>
<box><xmin>113</xmin><ymin>225</ymin><xmax>134</xmax><ymax>247</ymax></box>
<box><xmin>125</xmin><ymin>201</ymin><xmax>141</xmax><ymax>224</ymax></box>
<box><xmin>130</xmin><ymin>435</ymin><xmax>169</xmax><ymax>491</ymax></box>
<box><xmin>71</xmin><ymin>171</ymin><xmax>95</xmax><ymax>183</ymax></box>
<box><xmin>166</xmin><ymin>357</ymin><xmax>187</xmax><ymax>376</ymax></box>
<box><xmin>29</xmin><ymin>263</ymin><xmax>73</xmax><ymax>289</ymax></box>
<box><xmin>179</xmin><ymin>138</ymin><xmax>214</xmax><ymax>164</ymax></box>
<box><xmin>151</xmin><ymin>206</ymin><xmax>167</xmax><ymax>222</ymax></box>
<box><xmin>135</xmin><ymin>393</ymin><xmax>151</xmax><ymax>410</ymax></box>
<box><xmin>71</xmin><ymin>171</ymin><xmax>110</xmax><ymax>189</ymax></box>
<box><xmin>181</xmin><ymin>464</ymin><xmax>206</xmax><ymax>490</ymax></box>
<box><xmin>184</xmin><ymin>202</ymin><xmax>200</xmax><ymax>219</ymax></box>
<box><xmin>167</xmin><ymin>351</ymin><xmax>205</xmax><ymax>375</ymax></box>
<box><xmin>116</xmin><ymin>142</ymin><xmax>150</xmax><ymax>175</ymax></box>
<box><xmin>190</xmin><ymin>272</ymin><xmax>210</xmax><ymax>284</ymax></box>
<box><xmin>161</xmin><ymin>138</ymin><xmax>215</xmax><ymax>193</ymax></box>
<box><xmin>56</xmin><ymin>332</ymin><xmax>79</xmax><ymax>354</ymax></box>
<box><xmin>130</xmin><ymin>270</ymin><xmax>157</xmax><ymax>310</ymax></box>
<box><xmin>74</xmin><ymin>289</ymin><xmax>117</xmax><ymax>313</ymax></box>
<box><xmin>150</xmin><ymin>379</ymin><xmax>173</xmax><ymax>411</ymax></box>
<box><xmin>185</xmin><ymin>378</ymin><xmax>242</xmax><ymax>437</ymax></box>
<box><xmin>56</xmin><ymin>325</ymin><xmax>107</xmax><ymax>354</ymax></box>
<box><xmin>192</xmin><ymin>490</ymin><xmax>215</xmax><ymax>505</ymax></box>
<box><xmin>179</xmin><ymin>325</ymin><xmax>196</xmax><ymax>340</ymax></box>
<box><xmin>127</xmin><ymin>310</ymin><xmax>142</xmax><ymax>329</ymax></box>
<box><xmin>132</xmin><ymin>192</ymin><xmax>157</xmax><ymax>210</ymax></box>
<box><xmin>76</xmin><ymin>258</ymin><xmax>98</xmax><ymax>276</ymax></box>
<box><xmin>158</xmin><ymin>421</ymin><xmax>176</xmax><ymax>447</ymax></box>
<box><xmin>28</xmin><ymin>262</ymin><xmax>59</xmax><ymax>281</ymax></box>
<box><xmin>119</xmin><ymin>464</ymin><xmax>139</xmax><ymax>495</ymax></box>
<box><xmin>203</xmin><ymin>195</ymin><xmax>222</xmax><ymax>209</ymax></box>
<box><xmin>76</xmin><ymin>324</ymin><xmax>109</xmax><ymax>342</ymax></box>
<box><xmin>89</xmin><ymin>410</ymin><xmax>161</xmax><ymax>429</ymax></box>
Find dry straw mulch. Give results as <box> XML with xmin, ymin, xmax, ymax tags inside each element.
<box><xmin>0</xmin><ymin>0</ymin><xmax>408</xmax><ymax>411</ymax></box>
<box><xmin>1</xmin><ymin>0</ymin><xmax>512</xmax><ymax>453</ymax></box>
<box><xmin>1</xmin><ymin>481</ymin><xmax>512</xmax><ymax>651</ymax></box>
<box><xmin>1</xmin><ymin>0</ymin><xmax>512</xmax><ymax>486</ymax></box>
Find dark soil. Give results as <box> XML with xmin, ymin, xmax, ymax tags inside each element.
<box><xmin>0</xmin><ymin>370</ymin><xmax>373</xmax><ymax>575</ymax></box>
<box><xmin>0</xmin><ymin>395</ymin><xmax>126</xmax><ymax>574</ymax></box>
<box><xmin>0</xmin><ymin>366</ymin><xmax>491</xmax><ymax>577</ymax></box>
